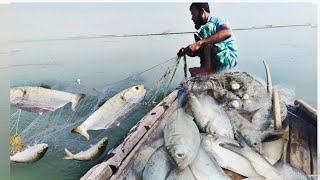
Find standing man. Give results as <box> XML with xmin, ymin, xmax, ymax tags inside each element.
<box><xmin>178</xmin><ymin>3</ymin><xmax>238</xmax><ymax>76</ymax></box>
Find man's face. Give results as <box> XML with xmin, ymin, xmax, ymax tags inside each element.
<box><xmin>190</xmin><ymin>7</ymin><xmax>205</xmax><ymax>30</ymax></box>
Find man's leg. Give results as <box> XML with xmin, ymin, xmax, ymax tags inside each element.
<box><xmin>203</xmin><ymin>44</ymin><xmax>213</xmax><ymax>73</ymax></box>
<box><xmin>189</xmin><ymin>44</ymin><xmax>213</xmax><ymax>77</ymax></box>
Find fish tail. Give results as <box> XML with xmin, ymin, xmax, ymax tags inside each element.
<box><xmin>63</xmin><ymin>148</ymin><xmax>73</xmax><ymax>160</ymax></box>
<box><xmin>71</xmin><ymin>93</ymin><xmax>86</xmax><ymax>111</ymax></box>
<box><xmin>71</xmin><ymin>126</ymin><xmax>90</xmax><ymax>140</ymax></box>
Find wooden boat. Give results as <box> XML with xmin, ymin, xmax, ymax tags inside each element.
<box><xmin>81</xmin><ymin>70</ymin><xmax>317</xmax><ymax>180</ymax></box>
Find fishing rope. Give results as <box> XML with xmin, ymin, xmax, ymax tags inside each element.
<box><xmin>15</xmin><ymin>23</ymin><xmax>315</xmax><ymax>43</ymax></box>
<box><xmin>103</xmin><ymin>56</ymin><xmax>178</xmax><ymax>87</ymax></box>
<box><xmin>183</xmin><ymin>55</ymin><xmax>188</xmax><ymax>79</ymax></box>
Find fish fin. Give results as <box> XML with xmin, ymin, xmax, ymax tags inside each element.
<box><xmin>71</xmin><ymin>93</ymin><xmax>86</xmax><ymax>111</ymax></box>
<box><xmin>63</xmin><ymin>148</ymin><xmax>73</xmax><ymax>160</ymax></box>
<box><xmin>260</xmin><ymin>130</ymin><xmax>284</xmax><ymax>142</ymax></box>
<box><xmin>219</xmin><ymin>142</ymin><xmax>245</xmax><ymax>156</ymax></box>
<box><xmin>232</xmin><ymin>130</ymin><xmax>248</xmax><ymax>149</ymax></box>
<box><xmin>71</xmin><ymin>127</ymin><xmax>90</xmax><ymax>140</ymax></box>
<box><xmin>39</xmin><ymin>84</ymin><xmax>51</xmax><ymax>89</ymax></box>
<box><xmin>97</xmin><ymin>99</ymin><xmax>107</xmax><ymax>108</ymax></box>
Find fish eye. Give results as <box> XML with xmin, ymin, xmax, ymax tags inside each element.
<box><xmin>177</xmin><ymin>153</ymin><xmax>184</xmax><ymax>158</ymax></box>
<box><xmin>135</xmin><ymin>86</ymin><xmax>139</xmax><ymax>90</ymax></box>
<box><xmin>253</xmin><ymin>142</ymin><xmax>257</xmax><ymax>146</ymax></box>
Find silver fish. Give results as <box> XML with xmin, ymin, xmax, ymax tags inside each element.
<box><xmin>123</xmin><ymin>138</ymin><xmax>164</xmax><ymax>180</ymax></box>
<box><xmin>163</xmin><ymin>108</ymin><xmax>200</xmax><ymax>170</ymax></box>
<box><xmin>251</xmin><ymin>101</ymin><xmax>273</xmax><ymax>130</ymax></box>
<box><xmin>220</xmin><ymin>130</ymin><xmax>285</xmax><ymax>180</ymax></box>
<box><xmin>226</xmin><ymin>110</ymin><xmax>283</xmax><ymax>153</ymax></box>
<box><xmin>142</xmin><ymin>146</ymin><xmax>174</xmax><ymax>180</ymax></box>
<box><xmin>10</xmin><ymin>86</ymin><xmax>85</xmax><ymax>114</ymax></box>
<box><xmin>189</xmin><ymin>93</ymin><xmax>234</xmax><ymax>138</ymax></box>
<box><xmin>10</xmin><ymin>143</ymin><xmax>48</xmax><ymax>163</ymax></box>
<box><xmin>63</xmin><ymin>137</ymin><xmax>108</xmax><ymax>161</ymax></box>
<box><xmin>274</xmin><ymin>161</ymin><xmax>310</xmax><ymax>180</ymax></box>
<box><xmin>262</xmin><ymin>125</ymin><xmax>289</xmax><ymax>165</ymax></box>
<box><xmin>189</xmin><ymin>147</ymin><xmax>231</xmax><ymax>180</ymax></box>
<box><xmin>72</xmin><ymin>85</ymin><xmax>146</xmax><ymax>140</ymax></box>
<box><xmin>166</xmin><ymin>166</ymin><xmax>196</xmax><ymax>180</ymax></box>
<box><xmin>201</xmin><ymin>133</ymin><xmax>261</xmax><ymax>178</ymax></box>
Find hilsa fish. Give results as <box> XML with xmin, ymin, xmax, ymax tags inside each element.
<box><xmin>142</xmin><ymin>146</ymin><xmax>174</xmax><ymax>180</ymax></box>
<box><xmin>72</xmin><ymin>85</ymin><xmax>146</xmax><ymax>140</ymax></box>
<box><xmin>220</xmin><ymin>130</ymin><xmax>285</xmax><ymax>180</ymax></box>
<box><xmin>10</xmin><ymin>143</ymin><xmax>48</xmax><ymax>163</ymax></box>
<box><xmin>163</xmin><ymin>108</ymin><xmax>200</xmax><ymax>170</ymax></box>
<box><xmin>189</xmin><ymin>92</ymin><xmax>234</xmax><ymax>138</ymax></box>
<box><xmin>201</xmin><ymin>133</ymin><xmax>261</xmax><ymax>178</ymax></box>
<box><xmin>226</xmin><ymin>110</ymin><xmax>284</xmax><ymax>153</ymax></box>
<box><xmin>10</xmin><ymin>86</ymin><xmax>85</xmax><ymax>114</ymax></box>
<box><xmin>63</xmin><ymin>137</ymin><xmax>108</xmax><ymax>161</ymax></box>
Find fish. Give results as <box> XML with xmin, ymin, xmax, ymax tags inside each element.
<box><xmin>163</xmin><ymin>108</ymin><xmax>200</xmax><ymax>170</ymax></box>
<box><xmin>126</xmin><ymin>138</ymin><xmax>164</xmax><ymax>180</ymax></box>
<box><xmin>226</xmin><ymin>110</ymin><xmax>284</xmax><ymax>153</ymax></box>
<box><xmin>142</xmin><ymin>146</ymin><xmax>174</xmax><ymax>180</ymax></box>
<box><xmin>189</xmin><ymin>92</ymin><xmax>234</xmax><ymax>138</ymax></box>
<box><xmin>189</xmin><ymin>147</ymin><xmax>231</xmax><ymax>180</ymax></box>
<box><xmin>274</xmin><ymin>161</ymin><xmax>310</xmax><ymax>180</ymax></box>
<box><xmin>63</xmin><ymin>137</ymin><xmax>108</xmax><ymax>161</ymax></box>
<box><xmin>220</xmin><ymin>130</ymin><xmax>285</xmax><ymax>180</ymax></box>
<box><xmin>166</xmin><ymin>166</ymin><xmax>196</xmax><ymax>180</ymax></box>
<box><xmin>251</xmin><ymin>101</ymin><xmax>273</xmax><ymax>131</ymax></box>
<box><xmin>201</xmin><ymin>133</ymin><xmax>262</xmax><ymax>178</ymax></box>
<box><xmin>10</xmin><ymin>143</ymin><xmax>48</xmax><ymax>163</ymax></box>
<box><xmin>262</xmin><ymin>125</ymin><xmax>289</xmax><ymax>165</ymax></box>
<box><xmin>10</xmin><ymin>86</ymin><xmax>85</xmax><ymax>114</ymax></box>
<box><xmin>72</xmin><ymin>85</ymin><xmax>146</xmax><ymax>140</ymax></box>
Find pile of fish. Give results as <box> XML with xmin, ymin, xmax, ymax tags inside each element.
<box><xmin>121</xmin><ymin>63</ymin><xmax>310</xmax><ymax>179</ymax></box>
<box><xmin>10</xmin><ymin>85</ymin><xmax>146</xmax><ymax>163</ymax></box>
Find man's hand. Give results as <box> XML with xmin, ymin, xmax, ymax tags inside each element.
<box><xmin>177</xmin><ymin>40</ymin><xmax>203</xmax><ymax>57</ymax></box>
<box><xmin>187</xmin><ymin>41</ymin><xmax>202</xmax><ymax>54</ymax></box>
<box><xmin>177</xmin><ymin>48</ymin><xmax>186</xmax><ymax>57</ymax></box>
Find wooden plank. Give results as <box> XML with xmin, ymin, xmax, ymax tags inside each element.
<box><xmin>263</xmin><ymin>60</ymin><xmax>273</xmax><ymax>97</ymax></box>
<box><xmin>273</xmin><ymin>89</ymin><xmax>282</xmax><ymax>130</ymax></box>
<box><xmin>111</xmin><ymin>100</ymin><xmax>178</xmax><ymax>180</ymax></box>
<box><xmin>81</xmin><ymin>90</ymin><xmax>178</xmax><ymax>180</ymax></box>
<box><xmin>289</xmin><ymin>114</ymin><xmax>311</xmax><ymax>175</ymax></box>
<box><xmin>294</xmin><ymin>99</ymin><xmax>317</xmax><ymax>127</ymax></box>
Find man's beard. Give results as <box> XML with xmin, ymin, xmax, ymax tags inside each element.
<box><xmin>194</xmin><ymin>14</ymin><xmax>205</xmax><ymax>30</ymax></box>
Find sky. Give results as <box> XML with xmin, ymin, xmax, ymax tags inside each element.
<box><xmin>1</xmin><ymin>3</ymin><xmax>316</xmax><ymax>42</ymax></box>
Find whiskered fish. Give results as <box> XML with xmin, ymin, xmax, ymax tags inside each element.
<box><xmin>63</xmin><ymin>137</ymin><xmax>108</xmax><ymax>161</ymax></box>
<box><xmin>10</xmin><ymin>86</ymin><xmax>85</xmax><ymax>114</ymax></box>
<box><xmin>10</xmin><ymin>143</ymin><xmax>48</xmax><ymax>163</ymax></box>
<box><xmin>163</xmin><ymin>108</ymin><xmax>200</xmax><ymax>170</ymax></box>
<box><xmin>72</xmin><ymin>85</ymin><xmax>146</xmax><ymax>140</ymax></box>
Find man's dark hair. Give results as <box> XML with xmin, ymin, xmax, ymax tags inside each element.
<box><xmin>189</xmin><ymin>3</ymin><xmax>210</xmax><ymax>13</ymax></box>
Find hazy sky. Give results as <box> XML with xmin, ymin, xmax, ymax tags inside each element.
<box><xmin>4</xmin><ymin>3</ymin><xmax>317</xmax><ymax>42</ymax></box>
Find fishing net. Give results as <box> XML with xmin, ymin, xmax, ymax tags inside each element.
<box><xmin>10</xmin><ymin>56</ymin><xmax>183</xmax><ymax>178</ymax></box>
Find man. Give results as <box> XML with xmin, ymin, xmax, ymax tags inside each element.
<box><xmin>177</xmin><ymin>3</ymin><xmax>238</xmax><ymax>76</ymax></box>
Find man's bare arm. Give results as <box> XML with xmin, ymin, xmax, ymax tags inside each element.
<box><xmin>198</xmin><ymin>24</ymin><xmax>232</xmax><ymax>46</ymax></box>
